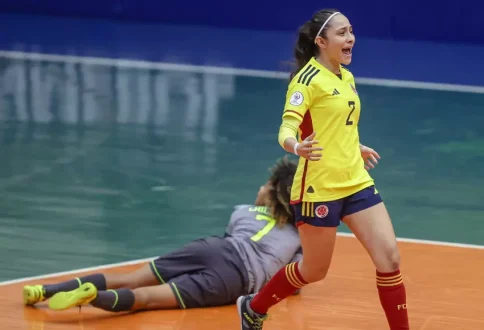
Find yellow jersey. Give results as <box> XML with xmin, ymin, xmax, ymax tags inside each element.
<box><xmin>282</xmin><ymin>57</ymin><xmax>374</xmax><ymax>203</ymax></box>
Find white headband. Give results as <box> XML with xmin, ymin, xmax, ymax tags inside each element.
<box><xmin>314</xmin><ymin>12</ymin><xmax>341</xmax><ymax>44</ymax></box>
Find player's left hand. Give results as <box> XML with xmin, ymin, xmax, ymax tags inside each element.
<box><xmin>360</xmin><ymin>144</ymin><xmax>380</xmax><ymax>170</ymax></box>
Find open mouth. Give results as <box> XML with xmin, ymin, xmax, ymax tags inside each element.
<box><xmin>342</xmin><ymin>48</ymin><xmax>352</xmax><ymax>56</ymax></box>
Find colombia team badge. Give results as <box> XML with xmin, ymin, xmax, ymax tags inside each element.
<box><xmin>315</xmin><ymin>205</ymin><xmax>329</xmax><ymax>218</ymax></box>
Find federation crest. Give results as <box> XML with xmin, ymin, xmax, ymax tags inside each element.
<box><xmin>289</xmin><ymin>91</ymin><xmax>304</xmax><ymax>106</ymax></box>
<box><xmin>315</xmin><ymin>205</ymin><xmax>329</xmax><ymax>218</ymax></box>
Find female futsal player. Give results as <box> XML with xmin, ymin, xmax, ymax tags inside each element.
<box><xmin>23</xmin><ymin>158</ymin><xmax>303</xmax><ymax>312</ymax></box>
<box><xmin>237</xmin><ymin>9</ymin><xmax>410</xmax><ymax>330</ymax></box>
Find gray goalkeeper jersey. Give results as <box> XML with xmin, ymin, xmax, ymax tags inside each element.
<box><xmin>225</xmin><ymin>205</ymin><xmax>302</xmax><ymax>293</ymax></box>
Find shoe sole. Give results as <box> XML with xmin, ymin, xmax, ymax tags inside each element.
<box><xmin>49</xmin><ymin>294</ymin><xmax>78</xmax><ymax>310</ymax></box>
<box><xmin>49</xmin><ymin>284</ymin><xmax>96</xmax><ymax>311</ymax></box>
<box><xmin>49</xmin><ymin>293</ymin><xmax>93</xmax><ymax>310</ymax></box>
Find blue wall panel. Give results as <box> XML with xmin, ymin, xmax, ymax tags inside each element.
<box><xmin>1</xmin><ymin>12</ymin><xmax>484</xmax><ymax>86</ymax></box>
<box><xmin>0</xmin><ymin>0</ymin><xmax>481</xmax><ymax>45</ymax></box>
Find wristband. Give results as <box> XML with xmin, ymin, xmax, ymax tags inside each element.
<box><xmin>293</xmin><ymin>143</ymin><xmax>300</xmax><ymax>155</ymax></box>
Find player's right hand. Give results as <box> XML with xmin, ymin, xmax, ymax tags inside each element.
<box><xmin>295</xmin><ymin>132</ymin><xmax>323</xmax><ymax>161</ymax></box>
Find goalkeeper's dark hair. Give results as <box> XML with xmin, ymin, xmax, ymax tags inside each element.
<box><xmin>266</xmin><ymin>156</ymin><xmax>298</xmax><ymax>226</ymax></box>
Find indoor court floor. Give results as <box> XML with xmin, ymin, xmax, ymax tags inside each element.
<box><xmin>1</xmin><ymin>50</ymin><xmax>484</xmax><ymax>329</ymax></box>
<box><xmin>2</xmin><ymin>236</ymin><xmax>484</xmax><ymax>329</ymax></box>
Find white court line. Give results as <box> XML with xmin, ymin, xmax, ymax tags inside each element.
<box><xmin>336</xmin><ymin>232</ymin><xmax>484</xmax><ymax>249</ymax></box>
<box><xmin>0</xmin><ymin>233</ymin><xmax>482</xmax><ymax>287</ymax></box>
<box><xmin>1</xmin><ymin>50</ymin><xmax>484</xmax><ymax>94</ymax></box>
<box><xmin>0</xmin><ymin>257</ymin><xmax>156</xmax><ymax>287</ymax></box>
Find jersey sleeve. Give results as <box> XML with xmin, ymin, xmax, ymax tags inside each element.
<box><xmin>282</xmin><ymin>81</ymin><xmax>314</xmax><ymax>121</ymax></box>
<box><xmin>277</xmin><ymin>116</ymin><xmax>300</xmax><ymax>148</ymax></box>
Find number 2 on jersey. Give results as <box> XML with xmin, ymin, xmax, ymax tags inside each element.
<box><xmin>346</xmin><ymin>101</ymin><xmax>356</xmax><ymax>126</ymax></box>
<box><xmin>251</xmin><ymin>214</ymin><xmax>277</xmax><ymax>242</ymax></box>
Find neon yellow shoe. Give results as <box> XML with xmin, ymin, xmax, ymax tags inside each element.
<box><xmin>23</xmin><ymin>285</ymin><xmax>46</xmax><ymax>306</ymax></box>
<box><xmin>48</xmin><ymin>282</ymin><xmax>97</xmax><ymax>311</ymax></box>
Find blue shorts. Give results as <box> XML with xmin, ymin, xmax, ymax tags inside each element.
<box><xmin>292</xmin><ymin>185</ymin><xmax>383</xmax><ymax>227</ymax></box>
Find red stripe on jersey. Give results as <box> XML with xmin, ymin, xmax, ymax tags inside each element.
<box><xmin>296</xmin><ymin>110</ymin><xmax>313</xmax><ymax>200</ymax></box>
<box><xmin>299</xmin><ymin>110</ymin><xmax>313</xmax><ymax>140</ymax></box>
<box><xmin>299</xmin><ymin>160</ymin><xmax>309</xmax><ymax>201</ymax></box>
<box><xmin>283</xmin><ymin>110</ymin><xmax>304</xmax><ymax>120</ymax></box>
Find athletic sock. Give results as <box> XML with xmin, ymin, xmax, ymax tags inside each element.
<box><xmin>44</xmin><ymin>273</ymin><xmax>106</xmax><ymax>298</ymax></box>
<box><xmin>91</xmin><ymin>289</ymin><xmax>135</xmax><ymax>312</ymax></box>
<box><xmin>376</xmin><ymin>269</ymin><xmax>410</xmax><ymax>330</ymax></box>
<box><xmin>250</xmin><ymin>261</ymin><xmax>307</xmax><ymax>315</ymax></box>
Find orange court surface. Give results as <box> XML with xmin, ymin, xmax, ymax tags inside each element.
<box><xmin>1</xmin><ymin>9</ymin><xmax>484</xmax><ymax>330</ymax></box>
<box><xmin>2</xmin><ymin>235</ymin><xmax>483</xmax><ymax>330</ymax></box>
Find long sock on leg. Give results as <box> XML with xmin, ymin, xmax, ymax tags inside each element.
<box><xmin>44</xmin><ymin>274</ymin><xmax>107</xmax><ymax>298</ymax></box>
<box><xmin>91</xmin><ymin>289</ymin><xmax>135</xmax><ymax>312</ymax></box>
<box><xmin>250</xmin><ymin>262</ymin><xmax>307</xmax><ymax>315</ymax></box>
<box><xmin>376</xmin><ymin>269</ymin><xmax>410</xmax><ymax>330</ymax></box>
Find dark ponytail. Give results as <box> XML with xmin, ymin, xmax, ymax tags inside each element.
<box><xmin>290</xmin><ymin>9</ymin><xmax>341</xmax><ymax>79</ymax></box>
<box><xmin>266</xmin><ymin>156</ymin><xmax>298</xmax><ymax>226</ymax></box>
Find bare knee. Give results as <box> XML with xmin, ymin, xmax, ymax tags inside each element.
<box><xmin>376</xmin><ymin>245</ymin><xmax>401</xmax><ymax>273</ymax></box>
<box><xmin>304</xmin><ymin>269</ymin><xmax>328</xmax><ymax>283</ymax></box>
<box><xmin>299</xmin><ymin>261</ymin><xmax>330</xmax><ymax>283</ymax></box>
<box><xmin>389</xmin><ymin>248</ymin><xmax>401</xmax><ymax>270</ymax></box>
